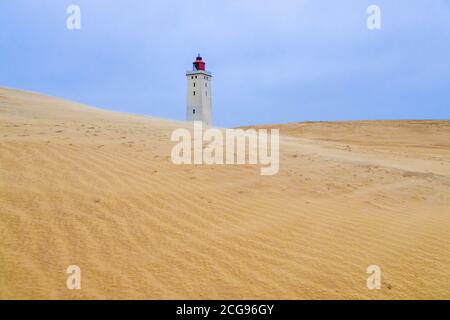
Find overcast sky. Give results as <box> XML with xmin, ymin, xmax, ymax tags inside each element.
<box><xmin>1</xmin><ymin>0</ymin><xmax>449</xmax><ymax>127</ymax></box>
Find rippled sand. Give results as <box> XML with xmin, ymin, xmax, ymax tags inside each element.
<box><xmin>1</xmin><ymin>87</ymin><xmax>449</xmax><ymax>299</ymax></box>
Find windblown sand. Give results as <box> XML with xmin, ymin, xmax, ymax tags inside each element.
<box><xmin>1</xmin><ymin>87</ymin><xmax>449</xmax><ymax>299</ymax></box>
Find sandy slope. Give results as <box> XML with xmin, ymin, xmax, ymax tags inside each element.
<box><xmin>1</xmin><ymin>87</ymin><xmax>450</xmax><ymax>299</ymax></box>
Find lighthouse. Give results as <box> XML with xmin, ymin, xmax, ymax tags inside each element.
<box><xmin>186</xmin><ymin>54</ymin><xmax>212</xmax><ymax>126</ymax></box>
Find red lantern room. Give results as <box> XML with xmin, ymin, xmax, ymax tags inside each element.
<box><xmin>193</xmin><ymin>54</ymin><xmax>206</xmax><ymax>71</ymax></box>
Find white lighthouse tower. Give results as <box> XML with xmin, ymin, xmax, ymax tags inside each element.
<box><xmin>186</xmin><ymin>54</ymin><xmax>212</xmax><ymax>126</ymax></box>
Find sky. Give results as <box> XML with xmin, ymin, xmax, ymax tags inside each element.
<box><xmin>0</xmin><ymin>0</ymin><xmax>449</xmax><ymax>127</ymax></box>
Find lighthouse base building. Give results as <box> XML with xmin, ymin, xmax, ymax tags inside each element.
<box><xmin>186</xmin><ymin>55</ymin><xmax>212</xmax><ymax>126</ymax></box>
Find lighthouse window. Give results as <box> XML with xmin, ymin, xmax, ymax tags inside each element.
<box><xmin>206</xmin><ymin>91</ymin><xmax>207</xmax><ymax>96</ymax></box>
<box><xmin>193</xmin><ymin>109</ymin><xmax>196</xmax><ymax>114</ymax></box>
<box><xmin>205</xmin><ymin>83</ymin><xmax>207</xmax><ymax>88</ymax></box>
<box><xmin>193</xmin><ymin>82</ymin><xmax>196</xmax><ymax>87</ymax></box>
<box><xmin>193</xmin><ymin>91</ymin><xmax>195</xmax><ymax>96</ymax></box>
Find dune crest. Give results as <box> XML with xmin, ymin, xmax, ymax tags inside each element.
<box><xmin>1</xmin><ymin>87</ymin><xmax>450</xmax><ymax>299</ymax></box>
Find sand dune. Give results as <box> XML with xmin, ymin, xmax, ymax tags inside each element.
<box><xmin>1</xmin><ymin>87</ymin><xmax>450</xmax><ymax>299</ymax></box>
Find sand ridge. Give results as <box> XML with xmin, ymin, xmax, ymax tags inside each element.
<box><xmin>1</xmin><ymin>87</ymin><xmax>450</xmax><ymax>299</ymax></box>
